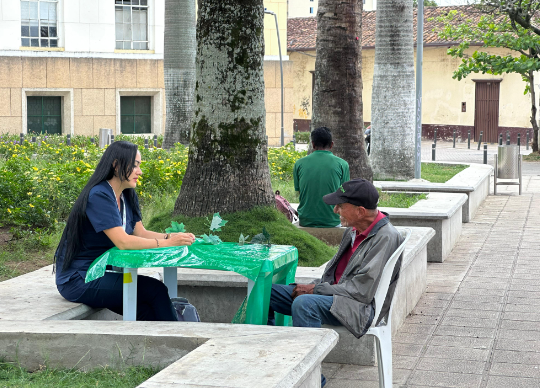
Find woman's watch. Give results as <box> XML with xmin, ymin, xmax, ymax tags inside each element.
<box><xmin>164</xmin><ymin>233</ymin><xmax>170</xmax><ymax>239</ymax></box>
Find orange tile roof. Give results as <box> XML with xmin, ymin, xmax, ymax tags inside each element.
<box><xmin>288</xmin><ymin>5</ymin><xmax>490</xmax><ymax>51</ymax></box>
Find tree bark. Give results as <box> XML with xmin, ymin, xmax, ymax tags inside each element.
<box><xmin>163</xmin><ymin>0</ymin><xmax>196</xmax><ymax>148</ymax></box>
<box><xmin>528</xmin><ymin>70</ymin><xmax>539</xmax><ymax>152</ymax></box>
<box><xmin>370</xmin><ymin>0</ymin><xmax>416</xmax><ymax>180</ymax></box>
<box><xmin>311</xmin><ymin>0</ymin><xmax>372</xmax><ymax>181</ymax></box>
<box><xmin>174</xmin><ymin>0</ymin><xmax>274</xmax><ymax>217</ymax></box>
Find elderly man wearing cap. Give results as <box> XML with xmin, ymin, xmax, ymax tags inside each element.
<box><xmin>269</xmin><ymin>178</ymin><xmax>404</xmax><ymax>340</ymax></box>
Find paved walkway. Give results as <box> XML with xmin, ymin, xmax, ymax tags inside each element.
<box><xmin>323</xmin><ymin>148</ymin><xmax>540</xmax><ymax>387</ymax></box>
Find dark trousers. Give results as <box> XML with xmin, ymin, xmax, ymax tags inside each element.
<box><xmin>58</xmin><ymin>272</ymin><xmax>178</xmax><ymax>321</ymax></box>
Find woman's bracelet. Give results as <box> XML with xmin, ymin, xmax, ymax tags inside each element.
<box><xmin>155</xmin><ymin>238</ymin><xmax>159</xmax><ymax>248</ymax></box>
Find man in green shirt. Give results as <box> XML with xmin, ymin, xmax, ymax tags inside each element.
<box><xmin>294</xmin><ymin>127</ymin><xmax>350</xmax><ymax>227</ymax></box>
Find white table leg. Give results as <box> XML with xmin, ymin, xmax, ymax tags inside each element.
<box><xmin>163</xmin><ymin>267</ymin><xmax>178</xmax><ymax>298</ymax></box>
<box><xmin>247</xmin><ymin>278</ymin><xmax>255</xmax><ymax>298</ymax></box>
<box><xmin>123</xmin><ymin>268</ymin><xmax>138</xmax><ymax>321</ymax></box>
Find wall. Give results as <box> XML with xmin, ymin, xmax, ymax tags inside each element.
<box><xmin>290</xmin><ymin>45</ymin><xmax>533</xmax><ymax>139</ymax></box>
<box><xmin>263</xmin><ymin>0</ymin><xmax>288</xmax><ymax>57</ymax></box>
<box><xmin>264</xmin><ymin>59</ymin><xmax>294</xmax><ymax>146</ymax></box>
<box><xmin>0</xmin><ymin>0</ymin><xmax>163</xmax><ymax>54</ymax></box>
<box><xmin>0</xmin><ymin>56</ymin><xmax>164</xmax><ymax>136</ymax></box>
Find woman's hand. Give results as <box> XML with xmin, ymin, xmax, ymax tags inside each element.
<box><xmin>168</xmin><ymin>232</ymin><xmax>196</xmax><ymax>246</ymax></box>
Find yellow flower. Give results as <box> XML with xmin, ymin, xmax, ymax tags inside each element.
<box><xmin>33</xmin><ymin>167</ymin><xmax>38</xmax><ymax>171</ymax></box>
<box><xmin>7</xmin><ymin>208</ymin><xmax>11</xmax><ymax>213</ymax></box>
<box><xmin>76</xmin><ymin>167</ymin><xmax>81</xmax><ymax>172</ymax></box>
<box><xmin>29</xmin><ymin>204</ymin><xmax>34</xmax><ymax>208</ymax></box>
<box><xmin>27</xmin><ymin>192</ymin><xmax>32</xmax><ymax>195</ymax></box>
<box><xmin>12</xmin><ymin>154</ymin><xmax>17</xmax><ymax>157</ymax></box>
<box><xmin>56</xmin><ymin>177</ymin><xmax>60</xmax><ymax>181</ymax></box>
<box><xmin>159</xmin><ymin>160</ymin><xmax>164</xmax><ymax>164</ymax></box>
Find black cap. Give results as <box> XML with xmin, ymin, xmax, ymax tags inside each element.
<box><xmin>322</xmin><ymin>178</ymin><xmax>379</xmax><ymax>209</ymax></box>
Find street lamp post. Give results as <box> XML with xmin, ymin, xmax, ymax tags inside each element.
<box><xmin>264</xmin><ymin>9</ymin><xmax>284</xmax><ymax>147</ymax></box>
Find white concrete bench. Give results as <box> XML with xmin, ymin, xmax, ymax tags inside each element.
<box><xmin>173</xmin><ymin>226</ymin><xmax>435</xmax><ymax>365</ymax></box>
<box><xmin>375</xmin><ymin>162</ymin><xmax>492</xmax><ymax>223</ymax></box>
<box><xmin>0</xmin><ymin>320</ymin><xmax>337</xmax><ymax>388</ymax></box>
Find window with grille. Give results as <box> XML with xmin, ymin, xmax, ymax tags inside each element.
<box><xmin>115</xmin><ymin>0</ymin><xmax>149</xmax><ymax>50</ymax></box>
<box><xmin>120</xmin><ymin>97</ymin><xmax>152</xmax><ymax>134</ymax></box>
<box><xmin>27</xmin><ymin>96</ymin><xmax>62</xmax><ymax>134</ymax></box>
<box><xmin>21</xmin><ymin>0</ymin><xmax>58</xmax><ymax>48</ymax></box>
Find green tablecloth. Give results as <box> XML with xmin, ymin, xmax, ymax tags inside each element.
<box><xmin>85</xmin><ymin>241</ymin><xmax>298</xmax><ymax>325</ymax></box>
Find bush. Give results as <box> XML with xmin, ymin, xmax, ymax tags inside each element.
<box><xmin>294</xmin><ymin>131</ymin><xmax>310</xmax><ymax>144</ymax></box>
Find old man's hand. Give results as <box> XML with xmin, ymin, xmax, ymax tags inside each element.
<box><xmin>291</xmin><ymin>284</ymin><xmax>315</xmax><ymax>300</ymax></box>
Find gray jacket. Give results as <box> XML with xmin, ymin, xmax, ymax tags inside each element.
<box><xmin>313</xmin><ymin>215</ymin><xmax>404</xmax><ymax>338</ymax></box>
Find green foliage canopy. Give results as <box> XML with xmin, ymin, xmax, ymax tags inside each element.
<box><xmin>433</xmin><ymin>10</ymin><xmax>540</xmax><ymax>94</ymax></box>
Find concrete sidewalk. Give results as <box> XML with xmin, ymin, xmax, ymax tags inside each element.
<box><xmin>323</xmin><ymin>155</ymin><xmax>540</xmax><ymax>387</ymax></box>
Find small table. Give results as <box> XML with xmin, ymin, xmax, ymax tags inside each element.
<box><xmin>85</xmin><ymin>242</ymin><xmax>298</xmax><ymax>325</ymax></box>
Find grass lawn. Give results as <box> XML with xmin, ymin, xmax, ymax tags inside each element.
<box><xmin>421</xmin><ymin>162</ymin><xmax>468</xmax><ymax>183</ymax></box>
<box><xmin>0</xmin><ymin>362</ymin><xmax>157</xmax><ymax>388</ymax></box>
<box><xmin>523</xmin><ymin>152</ymin><xmax>540</xmax><ymax>162</ymax></box>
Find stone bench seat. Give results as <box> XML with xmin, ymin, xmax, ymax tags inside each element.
<box><xmin>174</xmin><ymin>226</ymin><xmax>435</xmax><ymax>365</ymax></box>
<box><xmin>0</xmin><ymin>320</ymin><xmax>337</xmax><ymax>388</ymax></box>
<box><xmin>374</xmin><ymin>162</ymin><xmax>493</xmax><ymax>222</ymax></box>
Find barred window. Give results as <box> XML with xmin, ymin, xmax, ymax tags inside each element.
<box><xmin>21</xmin><ymin>0</ymin><xmax>58</xmax><ymax>48</ymax></box>
<box><xmin>115</xmin><ymin>0</ymin><xmax>149</xmax><ymax>50</ymax></box>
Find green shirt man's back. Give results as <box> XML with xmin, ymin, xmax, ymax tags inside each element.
<box><xmin>293</xmin><ymin>150</ymin><xmax>350</xmax><ymax>227</ymax></box>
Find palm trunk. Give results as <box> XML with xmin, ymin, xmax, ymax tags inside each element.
<box><xmin>370</xmin><ymin>0</ymin><xmax>415</xmax><ymax>180</ymax></box>
<box><xmin>311</xmin><ymin>0</ymin><xmax>372</xmax><ymax>181</ymax></box>
<box><xmin>174</xmin><ymin>0</ymin><xmax>274</xmax><ymax>217</ymax></box>
<box><xmin>528</xmin><ymin>70</ymin><xmax>539</xmax><ymax>152</ymax></box>
<box><xmin>163</xmin><ymin>0</ymin><xmax>196</xmax><ymax>148</ymax></box>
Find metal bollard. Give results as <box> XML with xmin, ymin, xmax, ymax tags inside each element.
<box><xmin>110</xmin><ymin>135</ymin><xmax>115</xmax><ymax>143</ymax></box>
<box><xmin>293</xmin><ymin>133</ymin><xmax>296</xmax><ymax>147</ymax></box>
<box><xmin>31</xmin><ymin>136</ymin><xmax>36</xmax><ymax>144</ymax></box>
<box><xmin>434</xmin><ymin>129</ymin><xmax>438</xmax><ymax>145</ymax></box>
<box><xmin>483</xmin><ymin>144</ymin><xmax>487</xmax><ymax>164</ymax></box>
<box><xmin>90</xmin><ymin>137</ymin><xmax>95</xmax><ymax>144</ymax></box>
<box><xmin>153</xmin><ymin>134</ymin><xmax>158</xmax><ymax>148</ymax></box>
<box><xmin>499</xmin><ymin>133</ymin><xmax>503</xmax><ymax>145</ymax></box>
<box><xmin>467</xmin><ymin>130</ymin><xmax>471</xmax><ymax>149</ymax></box>
<box><xmin>477</xmin><ymin>131</ymin><xmax>483</xmax><ymax>150</ymax></box>
<box><xmin>453</xmin><ymin>129</ymin><xmax>456</xmax><ymax>148</ymax></box>
<box><xmin>506</xmin><ymin>131</ymin><xmax>510</xmax><ymax>145</ymax></box>
<box><xmin>432</xmin><ymin>143</ymin><xmax>436</xmax><ymax>161</ymax></box>
<box><xmin>144</xmin><ymin>138</ymin><xmax>149</xmax><ymax>149</ymax></box>
<box><xmin>66</xmin><ymin>134</ymin><xmax>71</xmax><ymax>146</ymax></box>
<box><xmin>20</xmin><ymin>133</ymin><xmax>24</xmax><ymax>143</ymax></box>
<box><xmin>527</xmin><ymin>130</ymin><xmax>530</xmax><ymax>150</ymax></box>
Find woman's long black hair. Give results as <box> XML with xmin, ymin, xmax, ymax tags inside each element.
<box><xmin>55</xmin><ymin>141</ymin><xmax>142</xmax><ymax>272</ymax></box>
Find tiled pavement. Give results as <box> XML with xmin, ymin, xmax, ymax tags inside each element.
<box><xmin>323</xmin><ymin>146</ymin><xmax>540</xmax><ymax>388</ymax></box>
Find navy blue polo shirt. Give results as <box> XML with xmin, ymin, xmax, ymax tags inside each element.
<box><xmin>55</xmin><ymin>181</ymin><xmax>141</xmax><ymax>285</ymax></box>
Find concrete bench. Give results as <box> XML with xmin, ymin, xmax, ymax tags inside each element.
<box><xmin>0</xmin><ymin>268</ymin><xmax>337</xmax><ymax>387</ymax></box>
<box><xmin>294</xmin><ymin>192</ymin><xmax>465</xmax><ymax>263</ymax></box>
<box><xmin>0</xmin><ymin>320</ymin><xmax>337</xmax><ymax>388</ymax></box>
<box><xmin>375</xmin><ymin>162</ymin><xmax>492</xmax><ymax>223</ymax></box>
<box><xmin>173</xmin><ymin>226</ymin><xmax>435</xmax><ymax>365</ymax></box>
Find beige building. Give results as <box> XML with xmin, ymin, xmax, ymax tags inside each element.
<box><xmin>288</xmin><ymin>6</ymin><xmax>533</xmax><ymax>143</ymax></box>
<box><xmin>0</xmin><ymin>0</ymin><xmax>293</xmax><ymax>146</ymax></box>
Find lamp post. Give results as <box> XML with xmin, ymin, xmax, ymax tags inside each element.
<box><xmin>415</xmin><ymin>0</ymin><xmax>424</xmax><ymax>179</ymax></box>
<box><xmin>264</xmin><ymin>9</ymin><xmax>284</xmax><ymax>146</ymax></box>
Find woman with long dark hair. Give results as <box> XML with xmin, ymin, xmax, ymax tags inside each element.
<box><xmin>55</xmin><ymin>141</ymin><xmax>195</xmax><ymax>321</ymax></box>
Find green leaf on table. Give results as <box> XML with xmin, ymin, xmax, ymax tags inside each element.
<box><xmin>209</xmin><ymin>212</ymin><xmax>228</xmax><ymax>232</ymax></box>
<box><xmin>201</xmin><ymin>233</ymin><xmax>222</xmax><ymax>245</ymax></box>
<box><xmin>251</xmin><ymin>227</ymin><xmax>271</xmax><ymax>246</ymax></box>
<box><xmin>165</xmin><ymin>221</ymin><xmax>186</xmax><ymax>234</ymax></box>
<box><xmin>238</xmin><ymin>233</ymin><xmax>250</xmax><ymax>246</ymax></box>
<box><xmin>262</xmin><ymin>227</ymin><xmax>271</xmax><ymax>243</ymax></box>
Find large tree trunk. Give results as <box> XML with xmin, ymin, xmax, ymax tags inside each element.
<box><xmin>528</xmin><ymin>70</ymin><xmax>539</xmax><ymax>152</ymax></box>
<box><xmin>311</xmin><ymin>0</ymin><xmax>372</xmax><ymax>181</ymax></box>
<box><xmin>174</xmin><ymin>0</ymin><xmax>274</xmax><ymax>217</ymax></box>
<box><xmin>162</xmin><ymin>0</ymin><xmax>196</xmax><ymax>148</ymax></box>
<box><xmin>370</xmin><ymin>0</ymin><xmax>415</xmax><ymax>180</ymax></box>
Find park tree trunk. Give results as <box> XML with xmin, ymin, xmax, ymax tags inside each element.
<box><xmin>311</xmin><ymin>0</ymin><xmax>372</xmax><ymax>181</ymax></box>
<box><xmin>174</xmin><ymin>0</ymin><xmax>275</xmax><ymax>217</ymax></box>
<box><xmin>527</xmin><ymin>70</ymin><xmax>539</xmax><ymax>152</ymax></box>
<box><xmin>370</xmin><ymin>0</ymin><xmax>415</xmax><ymax>180</ymax></box>
<box><xmin>162</xmin><ymin>0</ymin><xmax>196</xmax><ymax>148</ymax></box>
